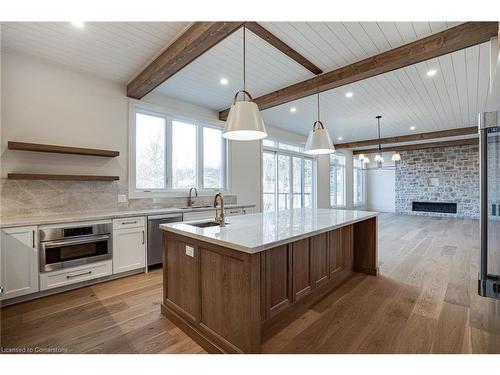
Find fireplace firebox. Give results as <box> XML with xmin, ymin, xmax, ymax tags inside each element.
<box><xmin>412</xmin><ymin>202</ymin><xmax>457</xmax><ymax>214</ymax></box>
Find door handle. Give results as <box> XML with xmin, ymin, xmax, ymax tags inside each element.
<box><xmin>142</xmin><ymin>230</ymin><xmax>145</xmax><ymax>245</ymax></box>
<box><xmin>66</xmin><ymin>270</ymin><xmax>92</xmax><ymax>279</ymax></box>
<box><xmin>121</xmin><ymin>220</ymin><xmax>138</xmax><ymax>225</ymax></box>
<box><xmin>32</xmin><ymin>230</ymin><xmax>35</xmax><ymax>248</ymax></box>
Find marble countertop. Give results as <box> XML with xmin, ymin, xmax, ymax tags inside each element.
<box><xmin>160</xmin><ymin>208</ymin><xmax>378</xmax><ymax>254</ymax></box>
<box><xmin>0</xmin><ymin>204</ymin><xmax>255</xmax><ymax>228</ymax></box>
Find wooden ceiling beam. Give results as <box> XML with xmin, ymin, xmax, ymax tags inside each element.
<box><xmin>127</xmin><ymin>22</ymin><xmax>245</xmax><ymax>99</ymax></box>
<box><xmin>219</xmin><ymin>21</ymin><xmax>499</xmax><ymax>120</ymax></box>
<box><xmin>352</xmin><ymin>138</ymin><xmax>478</xmax><ymax>155</ymax></box>
<box><xmin>244</xmin><ymin>22</ymin><xmax>322</xmax><ymax>75</ymax></box>
<box><xmin>335</xmin><ymin>126</ymin><xmax>478</xmax><ymax>149</ymax></box>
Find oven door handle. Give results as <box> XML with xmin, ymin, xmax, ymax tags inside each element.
<box><xmin>42</xmin><ymin>234</ymin><xmax>110</xmax><ymax>249</ymax></box>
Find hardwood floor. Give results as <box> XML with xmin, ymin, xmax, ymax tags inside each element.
<box><xmin>1</xmin><ymin>213</ymin><xmax>499</xmax><ymax>353</ymax></box>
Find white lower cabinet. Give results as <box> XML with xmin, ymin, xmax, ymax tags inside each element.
<box><xmin>0</xmin><ymin>226</ymin><xmax>39</xmax><ymax>300</ymax></box>
<box><xmin>40</xmin><ymin>260</ymin><xmax>112</xmax><ymax>291</ymax></box>
<box><xmin>112</xmin><ymin>217</ymin><xmax>146</xmax><ymax>274</ymax></box>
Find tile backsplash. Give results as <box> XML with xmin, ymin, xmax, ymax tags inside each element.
<box><xmin>0</xmin><ymin>179</ymin><xmax>236</xmax><ymax>218</ymax></box>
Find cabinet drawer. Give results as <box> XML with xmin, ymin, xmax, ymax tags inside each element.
<box><xmin>183</xmin><ymin>210</ymin><xmax>216</xmax><ymax>221</ymax></box>
<box><xmin>40</xmin><ymin>260</ymin><xmax>112</xmax><ymax>291</ymax></box>
<box><xmin>113</xmin><ymin>216</ymin><xmax>145</xmax><ymax>230</ymax></box>
<box><xmin>225</xmin><ymin>208</ymin><xmax>242</xmax><ymax>216</ymax></box>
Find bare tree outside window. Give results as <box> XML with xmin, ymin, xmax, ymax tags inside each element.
<box><xmin>136</xmin><ymin>113</ymin><xmax>166</xmax><ymax>189</ymax></box>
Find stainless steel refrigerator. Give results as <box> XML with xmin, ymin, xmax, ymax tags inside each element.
<box><xmin>479</xmin><ymin>110</ymin><xmax>500</xmax><ymax>299</ymax></box>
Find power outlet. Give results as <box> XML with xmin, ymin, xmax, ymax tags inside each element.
<box><xmin>185</xmin><ymin>245</ymin><xmax>194</xmax><ymax>257</ymax></box>
<box><xmin>117</xmin><ymin>194</ymin><xmax>128</xmax><ymax>203</ymax></box>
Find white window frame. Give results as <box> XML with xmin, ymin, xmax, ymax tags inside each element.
<box><xmin>353</xmin><ymin>158</ymin><xmax>366</xmax><ymax>206</ymax></box>
<box><xmin>129</xmin><ymin>101</ymin><xmax>230</xmax><ymax>198</ymax></box>
<box><xmin>262</xmin><ymin>141</ymin><xmax>315</xmax><ymax>212</ymax></box>
<box><xmin>329</xmin><ymin>153</ymin><xmax>346</xmax><ymax>208</ymax></box>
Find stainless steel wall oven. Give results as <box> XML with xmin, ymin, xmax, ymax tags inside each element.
<box><xmin>39</xmin><ymin>221</ymin><xmax>112</xmax><ymax>272</ymax></box>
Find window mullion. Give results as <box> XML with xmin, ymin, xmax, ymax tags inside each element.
<box><xmin>197</xmin><ymin>125</ymin><xmax>203</xmax><ymax>189</ymax></box>
<box><xmin>274</xmin><ymin>151</ymin><xmax>278</xmax><ymax>211</ymax></box>
<box><xmin>166</xmin><ymin>117</ymin><xmax>172</xmax><ymax>190</ymax></box>
<box><xmin>301</xmin><ymin>157</ymin><xmax>305</xmax><ymax>208</ymax></box>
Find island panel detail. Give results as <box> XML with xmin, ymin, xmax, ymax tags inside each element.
<box><xmin>161</xmin><ymin>216</ymin><xmax>377</xmax><ymax>353</ymax></box>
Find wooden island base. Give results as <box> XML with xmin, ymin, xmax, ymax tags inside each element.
<box><xmin>161</xmin><ymin>217</ymin><xmax>377</xmax><ymax>353</ymax></box>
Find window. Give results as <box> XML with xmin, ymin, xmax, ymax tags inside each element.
<box><xmin>135</xmin><ymin>113</ymin><xmax>166</xmax><ymax>190</ymax></box>
<box><xmin>131</xmin><ymin>107</ymin><xmax>227</xmax><ymax>195</ymax></box>
<box><xmin>330</xmin><ymin>153</ymin><xmax>345</xmax><ymax>207</ymax></box>
<box><xmin>353</xmin><ymin>158</ymin><xmax>365</xmax><ymax>205</ymax></box>
<box><xmin>262</xmin><ymin>141</ymin><xmax>314</xmax><ymax>212</ymax></box>
<box><xmin>171</xmin><ymin>120</ymin><xmax>197</xmax><ymax>189</ymax></box>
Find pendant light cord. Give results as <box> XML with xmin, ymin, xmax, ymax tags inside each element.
<box><xmin>243</xmin><ymin>25</ymin><xmax>246</xmax><ymax>98</ymax></box>
<box><xmin>317</xmin><ymin>87</ymin><xmax>320</xmax><ymax>123</ymax></box>
<box><xmin>377</xmin><ymin>116</ymin><xmax>381</xmax><ymax>152</ymax></box>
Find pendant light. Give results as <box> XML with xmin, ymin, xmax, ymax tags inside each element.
<box><xmin>304</xmin><ymin>82</ymin><xmax>335</xmax><ymax>155</ymax></box>
<box><xmin>374</xmin><ymin>116</ymin><xmax>384</xmax><ymax>167</ymax></box>
<box><xmin>363</xmin><ymin>115</ymin><xmax>401</xmax><ymax>170</ymax></box>
<box><xmin>223</xmin><ymin>26</ymin><xmax>267</xmax><ymax>141</ymax></box>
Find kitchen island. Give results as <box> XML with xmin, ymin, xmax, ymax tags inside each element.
<box><xmin>160</xmin><ymin>208</ymin><xmax>378</xmax><ymax>353</ymax></box>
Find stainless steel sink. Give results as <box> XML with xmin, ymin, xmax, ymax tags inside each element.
<box><xmin>188</xmin><ymin>221</ymin><xmax>229</xmax><ymax>228</ymax></box>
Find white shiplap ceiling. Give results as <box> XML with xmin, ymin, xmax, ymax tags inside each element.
<box><xmin>2</xmin><ymin>21</ymin><xmax>495</xmax><ymax>142</ymax></box>
<box><xmin>155</xmin><ymin>27</ymin><xmax>313</xmax><ymax>110</ymax></box>
<box><xmin>155</xmin><ymin>22</ymin><xmax>464</xmax><ymax>112</ymax></box>
<box><xmin>154</xmin><ymin>22</ymin><xmax>495</xmax><ymax>142</ymax></box>
<box><xmin>262</xmin><ymin>41</ymin><xmax>495</xmax><ymax>143</ymax></box>
<box><xmin>1</xmin><ymin>22</ymin><xmax>191</xmax><ymax>82</ymax></box>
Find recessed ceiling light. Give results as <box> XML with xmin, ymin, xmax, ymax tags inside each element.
<box><xmin>219</xmin><ymin>78</ymin><xmax>228</xmax><ymax>85</ymax></box>
<box><xmin>410</xmin><ymin>126</ymin><xmax>416</xmax><ymax>130</ymax></box>
<box><xmin>290</xmin><ymin>107</ymin><xmax>297</xmax><ymax>113</ymax></box>
<box><xmin>338</xmin><ymin>136</ymin><xmax>343</xmax><ymax>140</ymax></box>
<box><xmin>426</xmin><ymin>69</ymin><xmax>437</xmax><ymax>77</ymax></box>
<box><xmin>71</xmin><ymin>21</ymin><xmax>85</xmax><ymax>29</ymax></box>
<box><xmin>345</xmin><ymin>92</ymin><xmax>353</xmax><ymax>98</ymax></box>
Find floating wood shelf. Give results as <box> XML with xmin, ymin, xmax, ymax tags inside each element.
<box><xmin>8</xmin><ymin>141</ymin><xmax>120</xmax><ymax>157</ymax></box>
<box><xmin>8</xmin><ymin>173</ymin><xmax>119</xmax><ymax>181</ymax></box>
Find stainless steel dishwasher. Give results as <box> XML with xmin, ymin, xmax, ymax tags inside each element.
<box><xmin>147</xmin><ymin>213</ymin><xmax>183</xmax><ymax>268</ymax></box>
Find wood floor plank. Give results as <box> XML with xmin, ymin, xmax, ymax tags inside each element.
<box><xmin>432</xmin><ymin>302</ymin><xmax>468</xmax><ymax>353</ymax></box>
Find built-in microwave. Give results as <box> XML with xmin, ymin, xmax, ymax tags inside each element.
<box><xmin>39</xmin><ymin>221</ymin><xmax>112</xmax><ymax>272</ymax></box>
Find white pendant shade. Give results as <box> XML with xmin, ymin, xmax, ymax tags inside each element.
<box><xmin>222</xmin><ymin>25</ymin><xmax>267</xmax><ymax>142</ymax></box>
<box><xmin>223</xmin><ymin>99</ymin><xmax>267</xmax><ymax>141</ymax></box>
<box><xmin>358</xmin><ymin>153</ymin><xmax>365</xmax><ymax>160</ymax></box>
<box><xmin>304</xmin><ymin>122</ymin><xmax>335</xmax><ymax>155</ymax></box>
<box><xmin>363</xmin><ymin>156</ymin><xmax>370</xmax><ymax>164</ymax></box>
<box><xmin>374</xmin><ymin>154</ymin><xmax>382</xmax><ymax>163</ymax></box>
<box><xmin>391</xmin><ymin>153</ymin><xmax>401</xmax><ymax>162</ymax></box>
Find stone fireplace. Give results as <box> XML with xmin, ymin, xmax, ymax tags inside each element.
<box><xmin>395</xmin><ymin>144</ymin><xmax>479</xmax><ymax>219</ymax></box>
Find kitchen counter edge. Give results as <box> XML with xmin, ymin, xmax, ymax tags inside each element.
<box><xmin>0</xmin><ymin>204</ymin><xmax>256</xmax><ymax>229</ymax></box>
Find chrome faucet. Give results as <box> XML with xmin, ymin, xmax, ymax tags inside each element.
<box><xmin>214</xmin><ymin>192</ymin><xmax>225</xmax><ymax>227</ymax></box>
<box><xmin>187</xmin><ymin>187</ymin><xmax>198</xmax><ymax>207</ymax></box>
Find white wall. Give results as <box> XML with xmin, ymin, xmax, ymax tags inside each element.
<box><xmin>0</xmin><ymin>49</ymin><xmax>307</xmax><ymax>212</ymax></box>
<box><xmin>365</xmin><ymin>151</ymin><xmax>396</xmax><ymax>212</ymax></box>
<box><xmin>1</xmin><ymin>49</ymin><xmax>129</xmax><ymax>180</ymax></box>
